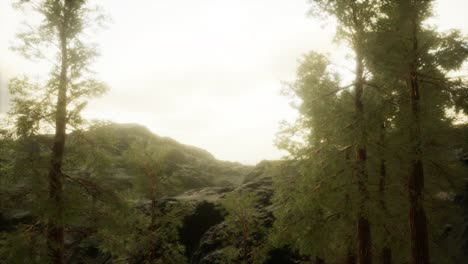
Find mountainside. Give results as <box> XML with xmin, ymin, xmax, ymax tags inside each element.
<box><xmin>65</xmin><ymin>123</ymin><xmax>253</xmax><ymax>192</ymax></box>
<box><xmin>70</xmin><ymin>124</ymin><xmax>303</xmax><ymax>263</ymax></box>
<box><xmin>2</xmin><ymin>123</ymin><xmax>467</xmax><ymax>263</ymax></box>
<box><xmin>0</xmin><ymin>123</ymin><xmax>275</xmax><ymax>263</ymax></box>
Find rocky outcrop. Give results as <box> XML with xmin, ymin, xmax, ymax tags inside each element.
<box><xmin>174</xmin><ymin>167</ymin><xmax>303</xmax><ymax>264</ymax></box>
<box><xmin>176</xmin><ymin>180</ymin><xmax>269</xmax><ymax>263</ymax></box>
<box><xmin>0</xmin><ymin>124</ymin><xmax>302</xmax><ymax>263</ymax></box>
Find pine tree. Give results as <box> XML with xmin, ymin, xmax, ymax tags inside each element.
<box><xmin>273</xmin><ymin>1</ymin><xmax>467</xmax><ymax>263</ymax></box>
<box><xmin>365</xmin><ymin>1</ymin><xmax>468</xmax><ymax>263</ymax></box>
<box><xmin>272</xmin><ymin>51</ymin><xmax>358</xmax><ymax>261</ymax></box>
<box><xmin>10</xmin><ymin>1</ymin><xmax>107</xmax><ymax>262</ymax></box>
<box><xmin>306</xmin><ymin>1</ymin><xmax>380</xmax><ymax>262</ymax></box>
<box><xmin>118</xmin><ymin>138</ymin><xmax>187</xmax><ymax>264</ymax></box>
<box><xmin>221</xmin><ymin>192</ymin><xmax>267</xmax><ymax>264</ymax></box>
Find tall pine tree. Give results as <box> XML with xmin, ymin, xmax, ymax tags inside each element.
<box><xmin>10</xmin><ymin>0</ymin><xmax>107</xmax><ymax>262</ymax></box>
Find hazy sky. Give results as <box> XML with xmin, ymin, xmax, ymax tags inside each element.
<box><xmin>1</xmin><ymin>0</ymin><xmax>467</xmax><ymax>164</ymax></box>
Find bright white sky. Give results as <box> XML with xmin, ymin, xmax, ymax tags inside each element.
<box><xmin>0</xmin><ymin>0</ymin><xmax>467</xmax><ymax>164</ymax></box>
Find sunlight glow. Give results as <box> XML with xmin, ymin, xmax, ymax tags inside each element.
<box><xmin>1</xmin><ymin>0</ymin><xmax>467</xmax><ymax>164</ymax></box>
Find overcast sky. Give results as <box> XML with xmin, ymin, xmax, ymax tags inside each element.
<box><xmin>1</xmin><ymin>0</ymin><xmax>467</xmax><ymax>164</ymax></box>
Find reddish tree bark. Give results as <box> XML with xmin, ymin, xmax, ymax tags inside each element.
<box><xmin>354</xmin><ymin>48</ymin><xmax>372</xmax><ymax>264</ymax></box>
<box><xmin>381</xmin><ymin>247</ymin><xmax>392</xmax><ymax>264</ymax></box>
<box><xmin>351</xmin><ymin>3</ymin><xmax>372</xmax><ymax>263</ymax></box>
<box><xmin>347</xmin><ymin>253</ymin><xmax>357</xmax><ymax>264</ymax></box>
<box><xmin>407</xmin><ymin>11</ymin><xmax>430</xmax><ymax>264</ymax></box>
<box><xmin>316</xmin><ymin>256</ymin><xmax>325</xmax><ymax>264</ymax></box>
<box><xmin>379</xmin><ymin>123</ymin><xmax>392</xmax><ymax>264</ymax></box>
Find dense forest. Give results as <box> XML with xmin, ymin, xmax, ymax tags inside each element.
<box><xmin>0</xmin><ymin>0</ymin><xmax>467</xmax><ymax>264</ymax></box>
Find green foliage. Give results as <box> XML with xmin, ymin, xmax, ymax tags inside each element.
<box><xmin>220</xmin><ymin>192</ymin><xmax>268</xmax><ymax>264</ymax></box>
<box><xmin>272</xmin><ymin>0</ymin><xmax>468</xmax><ymax>262</ymax></box>
<box><xmin>5</xmin><ymin>0</ymin><xmax>111</xmax><ymax>260</ymax></box>
<box><xmin>0</xmin><ymin>122</ymin><xmax>195</xmax><ymax>263</ymax></box>
<box><xmin>0</xmin><ymin>224</ymin><xmax>48</xmax><ymax>264</ymax></box>
<box><xmin>1</xmin><ymin>0</ymin><xmax>467</xmax><ymax>263</ymax></box>
<box><xmin>272</xmin><ymin>51</ymin><xmax>359</xmax><ymax>260</ymax></box>
<box><xmin>9</xmin><ymin>0</ymin><xmax>108</xmax><ymax>137</ymax></box>
<box><xmin>101</xmin><ymin>201</ymin><xmax>188</xmax><ymax>264</ymax></box>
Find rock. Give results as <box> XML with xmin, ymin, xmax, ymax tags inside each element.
<box><xmin>190</xmin><ymin>223</ymin><xmax>229</xmax><ymax>264</ymax></box>
<box><xmin>180</xmin><ymin>202</ymin><xmax>225</xmax><ymax>260</ymax></box>
<box><xmin>0</xmin><ymin>124</ymin><xmax>305</xmax><ymax>263</ymax></box>
<box><xmin>174</xmin><ymin>169</ymin><xmax>301</xmax><ymax>264</ymax></box>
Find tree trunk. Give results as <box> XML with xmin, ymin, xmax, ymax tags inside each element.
<box><xmin>407</xmin><ymin>12</ymin><xmax>430</xmax><ymax>264</ymax></box>
<box><xmin>381</xmin><ymin>247</ymin><xmax>392</xmax><ymax>264</ymax></box>
<box><xmin>357</xmin><ymin>216</ymin><xmax>371</xmax><ymax>264</ymax></box>
<box><xmin>354</xmin><ymin>46</ymin><xmax>372</xmax><ymax>264</ymax></box>
<box><xmin>148</xmin><ymin>197</ymin><xmax>158</xmax><ymax>262</ymax></box>
<box><xmin>147</xmin><ymin>163</ymin><xmax>159</xmax><ymax>262</ymax></box>
<box><xmin>347</xmin><ymin>253</ymin><xmax>356</xmax><ymax>264</ymax></box>
<box><xmin>349</xmin><ymin>3</ymin><xmax>372</xmax><ymax>262</ymax></box>
<box><xmin>316</xmin><ymin>256</ymin><xmax>325</xmax><ymax>264</ymax></box>
<box><xmin>408</xmin><ymin>154</ymin><xmax>429</xmax><ymax>264</ymax></box>
<box><xmin>46</xmin><ymin>6</ymin><xmax>69</xmax><ymax>263</ymax></box>
<box><xmin>378</xmin><ymin>122</ymin><xmax>387</xmax><ymax>213</ymax></box>
<box><xmin>379</xmin><ymin>123</ymin><xmax>392</xmax><ymax>264</ymax></box>
<box><xmin>242</xmin><ymin>216</ymin><xmax>249</xmax><ymax>264</ymax></box>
